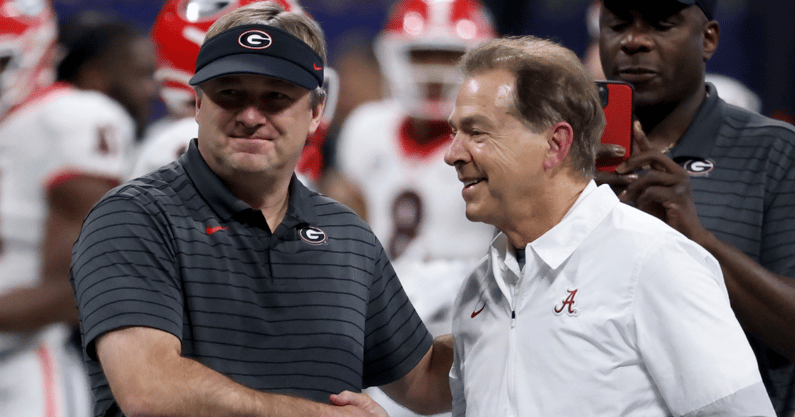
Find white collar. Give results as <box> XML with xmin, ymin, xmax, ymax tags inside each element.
<box><xmin>490</xmin><ymin>181</ymin><xmax>619</xmax><ymax>273</ymax></box>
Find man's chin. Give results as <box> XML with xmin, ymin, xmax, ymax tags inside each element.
<box><xmin>464</xmin><ymin>207</ymin><xmax>486</xmax><ymax>224</ymax></box>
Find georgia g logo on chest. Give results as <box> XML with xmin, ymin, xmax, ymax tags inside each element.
<box><xmin>553</xmin><ymin>288</ymin><xmax>579</xmax><ymax>316</ymax></box>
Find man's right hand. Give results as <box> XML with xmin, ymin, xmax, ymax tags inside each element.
<box><xmin>330</xmin><ymin>391</ymin><xmax>388</xmax><ymax>417</ymax></box>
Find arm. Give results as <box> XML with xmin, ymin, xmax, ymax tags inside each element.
<box><xmin>378</xmin><ymin>334</ymin><xmax>454</xmax><ymax>415</ymax></box>
<box><xmin>97</xmin><ymin>326</ymin><xmax>385</xmax><ymax>417</ymax></box>
<box><xmin>696</xmin><ymin>233</ymin><xmax>795</xmax><ymax>361</ymax></box>
<box><xmin>0</xmin><ymin>176</ymin><xmax>114</xmax><ymax>331</ymax></box>
<box><xmin>615</xmin><ymin>125</ymin><xmax>795</xmax><ymax>360</ymax></box>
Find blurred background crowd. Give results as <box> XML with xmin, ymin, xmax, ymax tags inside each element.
<box><xmin>1</xmin><ymin>0</ymin><xmax>794</xmax><ymax>416</ymax></box>
<box><xmin>50</xmin><ymin>0</ymin><xmax>795</xmax><ymax>149</ymax></box>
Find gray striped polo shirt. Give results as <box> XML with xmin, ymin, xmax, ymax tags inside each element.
<box><xmin>71</xmin><ymin>140</ymin><xmax>432</xmax><ymax>417</ymax></box>
<box><xmin>671</xmin><ymin>83</ymin><xmax>795</xmax><ymax>414</ymax></box>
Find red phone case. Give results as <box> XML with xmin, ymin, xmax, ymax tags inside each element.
<box><xmin>595</xmin><ymin>81</ymin><xmax>634</xmax><ymax>172</ymax></box>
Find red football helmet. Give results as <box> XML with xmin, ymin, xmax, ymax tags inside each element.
<box><xmin>375</xmin><ymin>0</ymin><xmax>496</xmax><ymax>120</ymax></box>
<box><xmin>0</xmin><ymin>0</ymin><xmax>58</xmax><ymax>118</ymax></box>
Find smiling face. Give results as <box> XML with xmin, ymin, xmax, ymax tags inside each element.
<box><xmin>445</xmin><ymin>68</ymin><xmax>550</xmax><ymax>230</ymax></box>
<box><xmin>598</xmin><ymin>4</ymin><xmax>713</xmax><ymax>109</ymax></box>
<box><xmin>195</xmin><ymin>73</ymin><xmax>323</xmax><ymax>183</ymax></box>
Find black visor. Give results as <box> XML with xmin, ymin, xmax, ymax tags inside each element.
<box><xmin>189</xmin><ymin>24</ymin><xmax>324</xmax><ymax>90</ymax></box>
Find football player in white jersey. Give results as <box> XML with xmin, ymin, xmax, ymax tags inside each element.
<box><xmin>333</xmin><ymin>0</ymin><xmax>496</xmax><ymax>415</ymax></box>
<box><xmin>131</xmin><ymin>0</ymin><xmax>342</xmax><ymax>193</ymax></box>
<box><xmin>0</xmin><ymin>0</ymin><xmax>57</xmax><ymax>121</ymax></box>
<box><xmin>0</xmin><ymin>3</ymin><xmax>156</xmax><ymax>415</ymax></box>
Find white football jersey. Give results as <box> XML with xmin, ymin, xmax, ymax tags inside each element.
<box><xmin>131</xmin><ymin>116</ymin><xmax>196</xmax><ymax>178</ymax></box>
<box><xmin>0</xmin><ymin>82</ymin><xmax>135</xmax><ymax>350</ymax></box>
<box><xmin>337</xmin><ymin>100</ymin><xmax>495</xmax><ymax>417</ymax></box>
<box><xmin>337</xmin><ymin>100</ymin><xmax>494</xmax><ymax>265</ymax></box>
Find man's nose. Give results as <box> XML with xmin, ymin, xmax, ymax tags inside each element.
<box><xmin>620</xmin><ymin>24</ymin><xmax>654</xmax><ymax>54</ymax></box>
<box><xmin>238</xmin><ymin>104</ymin><xmax>267</xmax><ymax>127</ymax></box>
<box><xmin>444</xmin><ymin>132</ymin><xmax>469</xmax><ymax>167</ymax></box>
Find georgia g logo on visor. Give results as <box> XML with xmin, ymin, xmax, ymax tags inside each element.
<box><xmin>300</xmin><ymin>226</ymin><xmax>327</xmax><ymax>245</ymax></box>
<box><xmin>238</xmin><ymin>30</ymin><xmax>272</xmax><ymax>49</ymax></box>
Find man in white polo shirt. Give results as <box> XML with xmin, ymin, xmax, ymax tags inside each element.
<box><xmin>443</xmin><ymin>35</ymin><xmax>775</xmax><ymax>416</ymax></box>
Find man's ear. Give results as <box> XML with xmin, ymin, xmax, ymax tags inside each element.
<box><xmin>543</xmin><ymin>122</ymin><xmax>574</xmax><ymax>170</ymax></box>
<box><xmin>307</xmin><ymin>96</ymin><xmax>326</xmax><ymax>135</ymax></box>
<box><xmin>703</xmin><ymin>20</ymin><xmax>720</xmax><ymax>61</ymax></box>
<box><xmin>194</xmin><ymin>89</ymin><xmax>203</xmax><ymax>123</ymax></box>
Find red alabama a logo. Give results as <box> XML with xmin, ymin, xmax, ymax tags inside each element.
<box><xmin>554</xmin><ymin>289</ymin><xmax>578</xmax><ymax>316</ymax></box>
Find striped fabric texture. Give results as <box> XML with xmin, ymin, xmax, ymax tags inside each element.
<box><xmin>71</xmin><ymin>141</ymin><xmax>432</xmax><ymax>417</ymax></box>
<box><xmin>670</xmin><ymin>83</ymin><xmax>795</xmax><ymax>414</ymax></box>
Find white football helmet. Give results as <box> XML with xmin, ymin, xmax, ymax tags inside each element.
<box><xmin>374</xmin><ymin>0</ymin><xmax>496</xmax><ymax>120</ymax></box>
<box><xmin>0</xmin><ymin>0</ymin><xmax>57</xmax><ymax>119</ymax></box>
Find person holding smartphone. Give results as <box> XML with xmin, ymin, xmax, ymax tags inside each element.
<box><xmin>444</xmin><ymin>34</ymin><xmax>773</xmax><ymax>416</ymax></box>
<box><xmin>596</xmin><ymin>1</ymin><xmax>795</xmax><ymax>414</ymax></box>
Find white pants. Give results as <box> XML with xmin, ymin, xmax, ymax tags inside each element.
<box><xmin>0</xmin><ymin>325</ymin><xmax>91</xmax><ymax>417</ymax></box>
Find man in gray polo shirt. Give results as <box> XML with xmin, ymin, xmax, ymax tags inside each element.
<box><xmin>596</xmin><ymin>0</ymin><xmax>795</xmax><ymax>414</ymax></box>
<box><xmin>69</xmin><ymin>2</ymin><xmax>452</xmax><ymax>417</ymax></box>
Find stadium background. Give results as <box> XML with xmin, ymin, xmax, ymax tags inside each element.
<box><xmin>51</xmin><ymin>0</ymin><xmax>795</xmax><ymax>126</ymax></box>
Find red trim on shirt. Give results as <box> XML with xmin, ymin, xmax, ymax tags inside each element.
<box><xmin>37</xmin><ymin>345</ymin><xmax>59</xmax><ymax>417</ymax></box>
<box><xmin>397</xmin><ymin>118</ymin><xmax>453</xmax><ymax>159</ymax></box>
<box><xmin>4</xmin><ymin>82</ymin><xmax>72</xmax><ymax>119</ymax></box>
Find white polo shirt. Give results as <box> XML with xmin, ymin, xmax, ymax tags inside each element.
<box><xmin>450</xmin><ymin>181</ymin><xmax>775</xmax><ymax>417</ymax></box>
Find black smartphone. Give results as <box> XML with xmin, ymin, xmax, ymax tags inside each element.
<box><xmin>595</xmin><ymin>81</ymin><xmax>634</xmax><ymax>172</ymax></box>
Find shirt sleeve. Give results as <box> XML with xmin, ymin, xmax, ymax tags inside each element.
<box><xmin>761</xmin><ymin>129</ymin><xmax>795</xmax><ymax>277</ymax></box>
<box><xmin>70</xmin><ymin>187</ymin><xmax>183</xmax><ymax>361</ymax></box>
<box><xmin>362</xmin><ymin>238</ymin><xmax>433</xmax><ymax>387</ymax></box>
<box><xmin>46</xmin><ymin>92</ymin><xmax>135</xmax><ymax>181</ymax></box>
<box><xmin>633</xmin><ymin>234</ymin><xmax>776</xmax><ymax>416</ymax></box>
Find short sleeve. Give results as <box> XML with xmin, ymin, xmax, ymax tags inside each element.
<box><xmin>362</xmin><ymin>240</ymin><xmax>433</xmax><ymax>387</ymax></box>
<box><xmin>762</xmin><ymin>130</ymin><xmax>795</xmax><ymax>277</ymax></box>
<box><xmin>47</xmin><ymin>92</ymin><xmax>135</xmax><ymax>181</ymax></box>
<box><xmin>633</xmin><ymin>234</ymin><xmax>775</xmax><ymax>416</ymax></box>
<box><xmin>70</xmin><ymin>189</ymin><xmax>183</xmax><ymax>360</ymax></box>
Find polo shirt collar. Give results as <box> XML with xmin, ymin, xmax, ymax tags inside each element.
<box><xmin>180</xmin><ymin>139</ymin><xmax>318</xmax><ymax>227</ymax></box>
<box><xmin>669</xmin><ymin>82</ymin><xmax>724</xmax><ymax>160</ymax></box>
<box><xmin>528</xmin><ymin>181</ymin><xmax>617</xmax><ymax>270</ymax></box>
<box><xmin>281</xmin><ymin>175</ymin><xmax>319</xmax><ymax>228</ymax></box>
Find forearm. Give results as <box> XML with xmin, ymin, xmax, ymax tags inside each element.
<box><xmin>0</xmin><ymin>178</ymin><xmax>103</xmax><ymax>332</ymax></box>
<box><xmin>698</xmin><ymin>232</ymin><xmax>795</xmax><ymax>360</ymax></box>
<box><xmin>0</xmin><ymin>280</ymin><xmax>78</xmax><ymax>331</ymax></box>
<box><xmin>425</xmin><ymin>334</ymin><xmax>455</xmax><ymax>409</ymax></box>
<box><xmin>98</xmin><ymin>328</ymin><xmax>333</xmax><ymax>417</ymax></box>
<box><xmin>382</xmin><ymin>334</ymin><xmax>454</xmax><ymax>415</ymax></box>
<box><xmin>114</xmin><ymin>355</ymin><xmax>326</xmax><ymax>417</ymax></box>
